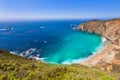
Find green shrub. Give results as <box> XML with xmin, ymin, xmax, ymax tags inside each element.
<box><xmin>0</xmin><ymin>50</ymin><xmax>119</xmax><ymax>80</ymax></box>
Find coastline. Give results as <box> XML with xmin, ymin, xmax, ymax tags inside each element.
<box><xmin>80</xmin><ymin>37</ymin><xmax>111</xmax><ymax>66</ymax></box>
<box><xmin>1</xmin><ymin>18</ymin><xmax>120</xmax><ymax>69</ymax></box>
<box><xmin>80</xmin><ymin>41</ymin><xmax>113</xmax><ymax>66</ymax></box>
<box><xmin>77</xmin><ymin>19</ymin><xmax>120</xmax><ymax>71</ymax></box>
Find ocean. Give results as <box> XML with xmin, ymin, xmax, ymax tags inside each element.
<box><xmin>0</xmin><ymin>19</ymin><xmax>102</xmax><ymax>64</ymax></box>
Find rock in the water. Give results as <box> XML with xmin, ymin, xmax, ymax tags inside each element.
<box><xmin>5</xmin><ymin>27</ymin><xmax>12</xmax><ymax>30</ymax></box>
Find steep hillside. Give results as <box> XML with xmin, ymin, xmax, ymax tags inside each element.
<box><xmin>78</xmin><ymin>19</ymin><xmax>120</xmax><ymax>46</ymax></box>
<box><xmin>78</xmin><ymin>19</ymin><xmax>120</xmax><ymax>73</ymax></box>
<box><xmin>0</xmin><ymin>50</ymin><xmax>119</xmax><ymax>80</ymax></box>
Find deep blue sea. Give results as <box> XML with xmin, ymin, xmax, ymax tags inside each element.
<box><xmin>0</xmin><ymin>19</ymin><xmax>102</xmax><ymax>64</ymax></box>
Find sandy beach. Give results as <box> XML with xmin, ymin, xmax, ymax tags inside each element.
<box><xmin>80</xmin><ymin>40</ymin><xmax>115</xmax><ymax>66</ymax></box>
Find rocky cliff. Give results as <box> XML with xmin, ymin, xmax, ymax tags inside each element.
<box><xmin>77</xmin><ymin>19</ymin><xmax>120</xmax><ymax>46</ymax></box>
<box><xmin>77</xmin><ymin>19</ymin><xmax>120</xmax><ymax>72</ymax></box>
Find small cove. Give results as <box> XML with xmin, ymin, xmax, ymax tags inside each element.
<box><xmin>0</xmin><ymin>19</ymin><xmax>102</xmax><ymax>64</ymax></box>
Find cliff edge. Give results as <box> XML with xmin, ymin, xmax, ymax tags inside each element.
<box><xmin>78</xmin><ymin>19</ymin><xmax>120</xmax><ymax>72</ymax></box>
<box><xmin>78</xmin><ymin>19</ymin><xmax>120</xmax><ymax>46</ymax></box>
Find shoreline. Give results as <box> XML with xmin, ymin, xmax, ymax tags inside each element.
<box><xmin>3</xmin><ymin>18</ymin><xmax>120</xmax><ymax>67</ymax></box>
<box><xmin>80</xmin><ymin>37</ymin><xmax>112</xmax><ymax>66</ymax></box>
<box><xmin>8</xmin><ymin>32</ymin><xmax>118</xmax><ymax>66</ymax></box>
<box><xmin>77</xmin><ymin>19</ymin><xmax>120</xmax><ymax>69</ymax></box>
<box><xmin>9</xmin><ymin>34</ymin><xmax>106</xmax><ymax>65</ymax></box>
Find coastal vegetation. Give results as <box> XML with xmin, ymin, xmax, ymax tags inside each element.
<box><xmin>0</xmin><ymin>50</ymin><xmax>119</xmax><ymax>80</ymax></box>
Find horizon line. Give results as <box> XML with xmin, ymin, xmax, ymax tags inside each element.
<box><xmin>0</xmin><ymin>17</ymin><xmax>118</xmax><ymax>19</ymax></box>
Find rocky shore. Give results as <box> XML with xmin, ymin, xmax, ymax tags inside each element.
<box><xmin>77</xmin><ymin>18</ymin><xmax>120</xmax><ymax>72</ymax></box>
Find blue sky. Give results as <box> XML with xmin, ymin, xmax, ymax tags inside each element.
<box><xmin>0</xmin><ymin>0</ymin><xmax>120</xmax><ymax>19</ymax></box>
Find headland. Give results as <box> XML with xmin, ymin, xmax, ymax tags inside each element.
<box><xmin>77</xmin><ymin>18</ymin><xmax>120</xmax><ymax>72</ymax></box>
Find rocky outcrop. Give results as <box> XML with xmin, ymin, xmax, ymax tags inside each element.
<box><xmin>78</xmin><ymin>19</ymin><xmax>120</xmax><ymax>72</ymax></box>
<box><xmin>77</xmin><ymin>19</ymin><xmax>120</xmax><ymax>46</ymax></box>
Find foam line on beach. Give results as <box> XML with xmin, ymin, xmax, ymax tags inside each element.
<box><xmin>61</xmin><ymin>37</ymin><xmax>108</xmax><ymax>65</ymax></box>
<box><xmin>92</xmin><ymin>37</ymin><xmax>108</xmax><ymax>55</ymax></box>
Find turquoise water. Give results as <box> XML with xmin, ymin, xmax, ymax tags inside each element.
<box><xmin>44</xmin><ymin>31</ymin><xmax>101</xmax><ymax>64</ymax></box>
<box><xmin>0</xmin><ymin>20</ymin><xmax>102</xmax><ymax>64</ymax></box>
